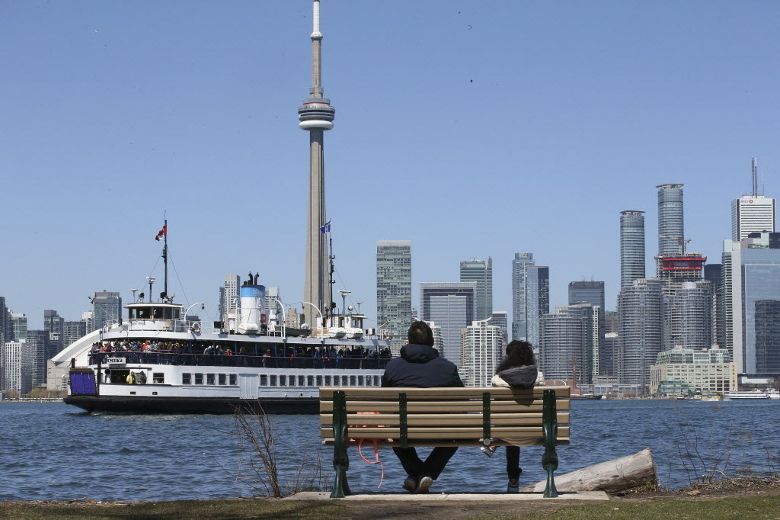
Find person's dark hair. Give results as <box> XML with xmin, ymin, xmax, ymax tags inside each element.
<box><xmin>407</xmin><ymin>321</ymin><xmax>434</xmax><ymax>346</ymax></box>
<box><xmin>496</xmin><ymin>340</ymin><xmax>535</xmax><ymax>373</ymax></box>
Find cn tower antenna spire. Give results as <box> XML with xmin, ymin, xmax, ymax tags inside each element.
<box><xmin>299</xmin><ymin>0</ymin><xmax>335</xmax><ymax>325</ymax></box>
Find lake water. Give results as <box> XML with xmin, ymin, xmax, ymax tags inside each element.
<box><xmin>1</xmin><ymin>400</ymin><xmax>778</xmax><ymax>501</ymax></box>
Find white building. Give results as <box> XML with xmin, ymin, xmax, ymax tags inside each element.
<box><xmin>732</xmin><ymin>195</ymin><xmax>775</xmax><ymax>241</ymax></box>
<box><xmin>460</xmin><ymin>320</ymin><xmax>504</xmax><ymax>387</ymax></box>
<box><xmin>650</xmin><ymin>347</ymin><xmax>736</xmax><ymax>396</ymax></box>
<box><xmin>222</xmin><ymin>274</ymin><xmax>240</xmax><ymax>329</ymax></box>
<box><xmin>2</xmin><ymin>341</ymin><xmax>32</xmax><ymax>394</ymax></box>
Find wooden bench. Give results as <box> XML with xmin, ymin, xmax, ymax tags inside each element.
<box><xmin>320</xmin><ymin>386</ymin><xmax>570</xmax><ymax>498</ymax></box>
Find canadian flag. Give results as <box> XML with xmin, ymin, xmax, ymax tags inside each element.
<box><xmin>155</xmin><ymin>224</ymin><xmax>167</xmax><ymax>241</ymax></box>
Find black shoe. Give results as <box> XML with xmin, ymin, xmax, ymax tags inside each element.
<box><xmin>507</xmin><ymin>479</ymin><xmax>520</xmax><ymax>493</ymax></box>
<box><xmin>416</xmin><ymin>476</ymin><xmax>433</xmax><ymax>493</ymax></box>
<box><xmin>403</xmin><ymin>476</ymin><xmax>418</xmax><ymax>493</ymax></box>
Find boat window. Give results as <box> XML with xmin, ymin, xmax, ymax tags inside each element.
<box><xmin>153</xmin><ymin>307</ymin><xmax>163</xmax><ymax>319</ymax></box>
<box><xmin>350</xmin><ymin>376</ymin><xmax>357</xmax><ymax>386</ymax></box>
<box><xmin>195</xmin><ymin>373</ymin><xmax>203</xmax><ymax>385</ymax></box>
<box><xmin>163</xmin><ymin>307</ymin><xmax>172</xmax><ymax>320</ymax></box>
<box><xmin>270</xmin><ymin>375</ymin><xmax>277</xmax><ymax>386</ymax></box>
<box><xmin>182</xmin><ymin>373</ymin><xmax>191</xmax><ymax>385</ymax></box>
<box><xmin>342</xmin><ymin>376</ymin><xmax>348</xmax><ymax>386</ymax></box>
<box><xmin>298</xmin><ymin>375</ymin><xmax>305</xmax><ymax>386</ymax></box>
<box><xmin>279</xmin><ymin>375</ymin><xmax>287</xmax><ymax>386</ymax></box>
<box><xmin>229</xmin><ymin>374</ymin><xmax>237</xmax><ymax>386</ymax></box>
<box><xmin>316</xmin><ymin>376</ymin><xmax>323</xmax><ymax>386</ymax></box>
<box><xmin>325</xmin><ymin>375</ymin><xmax>332</xmax><ymax>386</ymax></box>
<box><xmin>260</xmin><ymin>374</ymin><xmax>268</xmax><ymax>386</ymax></box>
<box><xmin>374</xmin><ymin>376</ymin><xmax>381</xmax><ymax>386</ymax></box>
<box><xmin>136</xmin><ymin>308</ymin><xmax>150</xmax><ymax>319</ymax></box>
<box><xmin>153</xmin><ymin>373</ymin><xmax>164</xmax><ymax>384</ymax></box>
<box><xmin>358</xmin><ymin>376</ymin><xmax>364</xmax><ymax>386</ymax></box>
<box><xmin>218</xmin><ymin>374</ymin><xmax>226</xmax><ymax>385</ymax></box>
<box><xmin>206</xmin><ymin>374</ymin><xmax>215</xmax><ymax>385</ymax></box>
<box><xmin>307</xmin><ymin>375</ymin><xmax>314</xmax><ymax>386</ymax></box>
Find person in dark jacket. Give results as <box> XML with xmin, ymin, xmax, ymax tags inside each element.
<box><xmin>490</xmin><ymin>340</ymin><xmax>538</xmax><ymax>492</ymax></box>
<box><xmin>382</xmin><ymin>321</ymin><xmax>464</xmax><ymax>493</ymax></box>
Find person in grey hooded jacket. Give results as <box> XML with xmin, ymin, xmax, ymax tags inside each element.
<box><xmin>491</xmin><ymin>340</ymin><xmax>538</xmax><ymax>492</ymax></box>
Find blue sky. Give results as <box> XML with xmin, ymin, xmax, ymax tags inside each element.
<box><xmin>2</xmin><ymin>1</ymin><xmax>779</xmax><ymax>329</ymax></box>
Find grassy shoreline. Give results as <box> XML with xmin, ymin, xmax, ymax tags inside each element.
<box><xmin>3</xmin><ymin>479</ymin><xmax>779</xmax><ymax>520</ymax></box>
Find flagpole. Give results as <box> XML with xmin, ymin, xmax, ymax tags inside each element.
<box><xmin>163</xmin><ymin>218</ymin><xmax>168</xmax><ymax>302</ymax></box>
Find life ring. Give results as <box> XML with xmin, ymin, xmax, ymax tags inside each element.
<box><xmin>191</xmin><ymin>322</ymin><xmax>201</xmax><ymax>334</ymax></box>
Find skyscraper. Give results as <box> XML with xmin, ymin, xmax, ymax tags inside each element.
<box><xmin>460</xmin><ymin>320</ymin><xmax>504</xmax><ymax>386</ymax></box>
<box><xmin>754</xmin><ymin>300</ymin><xmax>780</xmax><ymax>374</ymax></box>
<box><xmin>1</xmin><ymin>340</ymin><xmax>32</xmax><ymax>394</ymax></box>
<box><xmin>490</xmin><ymin>311</ymin><xmax>509</xmax><ymax>348</ymax></box>
<box><xmin>0</xmin><ymin>297</ymin><xmax>10</xmax><ymax>345</ymax></box>
<box><xmin>43</xmin><ymin>309</ymin><xmax>64</xmax><ymax>355</ymax></box>
<box><xmin>511</xmin><ymin>252</ymin><xmax>534</xmax><ymax>341</ymax></box>
<box><xmin>540</xmin><ymin>304</ymin><xmax>593</xmax><ymax>385</ymax></box>
<box><xmin>376</xmin><ymin>240</ymin><xmax>412</xmax><ymax>355</ymax></box>
<box><xmin>725</xmin><ymin>232</ymin><xmax>780</xmax><ymax>373</ymax></box>
<box><xmin>657</xmin><ymin>184</ymin><xmax>685</xmax><ymax>257</ymax></box>
<box><xmin>62</xmin><ymin>320</ymin><xmax>87</xmax><ymax>349</ymax></box>
<box><xmin>420</xmin><ymin>282</ymin><xmax>476</xmax><ymax>366</ymax></box>
<box><xmin>460</xmin><ymin>258</ymin><xmax>493</xmax><ymax>320</ymax></box>
<box><xmin>92</xmin><ymin>291</ymin><xmax>122</xmax><ymax>331</ymax></box>
<box><xmin>221</xmin><ymin>275</ymin><xmax>240</xmax><ymax>328</ymax></box>
<box><xmin>526</xmin><ymin>266</ymin><xmax>550</xmax><ymax>348</ymax></box>
<box><xmin>620</xmin><ymin>211</ymin><xmax>645</xmax><ymax>288</ymax></box>
<box><xmin>299</xmin><ymin>0</ymin><xmax>335</xmax><ymax>316</ymax></box>
<box><xmin>11</xmin><ymin>312</ymin><xmax>27</xmax><ymax>342</ymax></box>
<box><xmin>618</xmin><ymin>278</ymin><xmax>663</xmax><ymax>394</ymax></box>
<box><xmin>667</xmin><ymin>281</ymin><xmax>712</xmax><ymax>350</ymax></box>
<box><xmin>732</xmin><ymin>159</ymin><xmax>775</xmax><ymax>241</ymax></box>
<box><xmin>26</xmin><ymin>330</ymin><xmax>49</xmax><ymax>388</ymax></box>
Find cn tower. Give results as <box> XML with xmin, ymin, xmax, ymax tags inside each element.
<box><xmin>299</xmin><ymin>0</ymin><xmax>335</xmax><ymax>324</ymax></box>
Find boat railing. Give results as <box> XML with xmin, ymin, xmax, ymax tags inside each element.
<box><xmin>88</xmin><ymin>351</ymin><xmax>390</xmax><ymax>370</ymax></box>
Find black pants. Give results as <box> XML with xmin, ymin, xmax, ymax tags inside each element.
<box><xmin>392</xmin><ymin>447</ymin><xmax>458</xmax><ymax>480</ymax></box>
<box><xmin>506</xmin><ymin>446</ymin><xmax>521</xmax><ymax>480</ymax></box>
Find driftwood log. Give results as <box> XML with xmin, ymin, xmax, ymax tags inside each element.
<box><xmin>520</xmin><ymin>448</ymin><xmax>657</xmax><ymax>494</ymax></box>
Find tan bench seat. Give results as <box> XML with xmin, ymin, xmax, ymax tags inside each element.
<box><xmin>320</xmin><ymin>386</ymin><xmax>570</xmax><ymax>498</ymax></box>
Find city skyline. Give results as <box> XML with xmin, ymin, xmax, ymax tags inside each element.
<box><xmin>2</xmin><ymin>2</ymin><xmax>780</xmax><ymax>329</ymax></box>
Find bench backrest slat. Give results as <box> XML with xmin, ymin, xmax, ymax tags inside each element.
<box><xmin>320</xmin><ymin>386</ymin><xmax>570</xmax><ymax>447</ymax></box>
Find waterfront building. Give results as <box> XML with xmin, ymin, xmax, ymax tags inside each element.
<box><xmin>568</xmin><ymin>281</ymin><xmax>605</xmax><ymax>368</ymax></box>
<box><xmin>539</xmin><ymin>304</ymin><xmax>593</xmax><ymax>385</ymax></box>
<box><xmin>460</xmin><ymin>320</ymin><xmax>504</xmax><ymax>387</ymax></box>
<box><xmin>755</xmin><ymin>300</ymin><xmax>780</xmax><ymax>374</ymax></box>
<box><xmin>704</xmin><ymin>264</ymin><xmax>722</xmax><ymax>346</ymax></box>
<box><xmin>92</xmin><ymin>291</ymin><xmax>122</xmax><ymax>331</ymax></box>
<box><xmin>601</xmin><ymin>332</ymin><xmax>619</xmax><ymax>377</ymax></box>
<box><xmin>1</xmin><ymin>341</ymin><xmax>32</xmax><ymax>394</ymax></box>
<box><xmin>420</xmin><ymin>282</ymin><xmax>476</xmax><ymax>366</ymax></box>
<box><xmin>426</xmin><ymin>321</ymin><xmax>444</xmax><ymax>353</ymax></box>
<box><xmin>25</xmin><ymin>330</ymin><xmax>49</xmax><ymax>388</ymax></box>
<box><xmin>0</xmin><ymin>297</ymin><xmax>11</xmax><ymax>345</ymax></box>
<box><xmin>732</xmin><ymin>160</ymin><xmax>775</xmax><ymax>240</ymax></box>
<box><xmin>300</xmin><ymin>0</ymin><xmax>336</xmax><ymax>317</ymax></box>
<box><xmin>511</xmin><ymin>252</ymin><xmax>534</xmax><ymax>340</ymax></box>
<box><xmin>62</xmin><ymin>320</ymin><xmax>87</xmax><ymax>350</ymax></box>
<box><xmin>723</xmin><ymin>232</ymin><xmax>780</xmax><ymax>373</ymax></box>
<box><xmin>490</xmin><ymin>311</ymin><xmax>509</xmax><ymax>346</ymax></box>
<box><xmin>460</xmin><ymin>258</ymin><xmax>493</xmax><ymax>320</ymax></box>
<box><xmin>221</xmin><ymin>275</ymin><xmax>240</xmax><ymax>327</ymax></box>
<box><xmin>666</xmin><ymin>281</ymin><xmax>712</xmax><ymax>350</ymax></box>
<box><xmin>44</xmin><ymin>309</ymin><xmax>64</xmax><ymax>355</ymax></box>
<box><xmin>11</xmin><ymin>312</ymin><xmax>27</xmax><ymax>342</ymax></box>
<box><xmin>620</xmin><ymin>211</ymin><xmax>646</xmax><ymax>288</ymax></box>
<box><xmin>657</xmin><ymin>183</ymin><xmax>685</xmax><ymax>258</ymax></box>
<box><xmin>376</xmin><ymin>240</ymin><xmax>412</xmax><ymax>355</ymax></box>
<box><xmin>618</xmin><ymin>278</ymin><xmax>663</xmax><ymax>394</ymax></box>
<box><xmin>720</xmin><ymin>243</ymin><xmax>735</xmax><ymax>353</ymax></box>
<box><xmin>81</xmin><ymin>311</ymin><xmax>94</xmax><ymax>333</ymax></box>
<box><xmin>650</xmin><ymin>347</ymin><xmax>736</xmax><ymax>396</ymax></box>
<box><xmin>526</xmin><ymin>266</ymin><xmax>549</xmax><ymax>348</ymax></box>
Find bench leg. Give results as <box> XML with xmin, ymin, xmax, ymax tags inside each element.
<box><xmin>541</xmin><ymin>389</ymin><xmax>559</xmax><ymax>498</ymax></box>
<box><xmin>331</xmin><ymin>391</ymin><xmax>350</xmax><ymax>498</ymax></box>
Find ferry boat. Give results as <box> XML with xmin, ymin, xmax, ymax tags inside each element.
<box><xmin>52</xmin><ymin>225</ymin><xmax>391</xmax><ymax>414</ymax></box>
<box><xmin>724</xmin><ymin>390</ymin><xmax>771</xmax><ymax>400</ymax></box>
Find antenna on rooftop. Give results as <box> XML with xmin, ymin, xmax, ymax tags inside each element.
<box><xmin>752</xmin><ymin>157</ymin><xmax>758</xmax><ymax>197</ymax></box>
